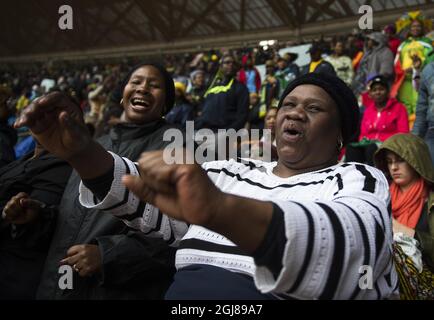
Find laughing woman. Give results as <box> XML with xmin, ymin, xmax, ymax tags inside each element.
<box><xmin>16</xmin><ymin>73</ymin><xmax>398</xmax><ymax>299</ymax></box>
<box><xmin>21</xmin><ymin>63</ymin><xmax>179</xmax><ymax>300</ymax></box>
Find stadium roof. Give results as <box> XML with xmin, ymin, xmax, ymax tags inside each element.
<box><xmin>1</xmin><ymin>0</ymin><xmax>433</xmax><ymax>61</ymax></box>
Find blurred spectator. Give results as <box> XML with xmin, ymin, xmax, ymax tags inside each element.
<box><xmin>383</xmin><ymin>24</ymin><xmax>402</xmax><ymax>56</ymax></box>
<box><xmin>186</xmin><ymin>70</ymin><xmax>206</xmax><ymax>117</ymax></box>
<box><xmin>302</xmin><ymin>43</ymin><xmax>336</xmax><ymax>76</ymax></box>
<box><xmin>15</xmin><ymin>89</ymin><xmax>31</xmax><ymax>115</ymax></box>
<box><xmin>14</xmin><ymin>135</ymin><xmax>35</xmax><ymax>160</ymax></box>
<box><xmin>173</xmin><ymin>64</ymin><xmax>189</xmax><ymax>87</ymax></box>
<box><xmin>165</xmin><ymin>81</ymin><xmax>194</xmax><ymax>126</ymax></box>
<box><xmin>352</xmin><ymin>33</ymin><xmax>395</xmax><ymax>97</ymax></box>
<box><xmin>260</xmin><ymin>60</ymin><xmax>280</xmax><ymax>109</ymax></box>
<box><xmin>245</xmin><ymin>92</ymin><xmax>265</xmax><ymax>132</ymax></box>
<box><xmin>346</xmin><ymin>34</ymin><xmax>364</xmax><ymax>70</ymax></box>
<box><xmin>412</xmin><ymin>61</ymin><xmax>434</xmax><ymax>165</ymax></box>
<box><xmin>239</xmin><ymin>107</ymin><xmax>278</xmax><ymax>161</ymax></box>
<box><xmin>196</xmin><ymin>52</ymin><xmax>249</xmax><ymax>131</ymax></box>
<box><xmin>325</xmin><ymin>40</ymin><xmax>354</xmax><ymax>86</ymax></box>
<box><xmin>0</xmin><ymin>85</ymin><xmax>16</xmax><ymax>168</ymax></box>
<box><xmin>275</xmin><ymin>53</ymin><xmax>299</xmax><ymax>96</ymax></box>
<box><xmin>86</xmin><ymin>75</ymin><xmax>117</xmax><ymax>135</ymax></box>
<box><xmin>392</xmin><ymin>13</ymin><xmax>433</xmax><ymax>128</ymax></box>
<box><xmin>346</xmin><ymin>75</ymin><xmax>409</xmax><ymax>165</ymax></box>
<box><xmin>237</xmin><ymin>54</ymin><xmax>261</xmax><ymax>94</ymax></box>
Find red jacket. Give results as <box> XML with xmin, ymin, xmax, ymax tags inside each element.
<box><xmin>388</xmin><ymin>37</ymin><xmax>401</xmax><ymax>56</ymax></box>
<box><xmin>238</xmin><ymin>68</ymin><xmax>261</xmax><ymax>93</ymax></box>
<box><xmin>360</xmin><ymin>97</ymin><xmax>409</xmax><ymax>142</ymax></box>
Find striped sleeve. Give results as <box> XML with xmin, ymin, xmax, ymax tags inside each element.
<box><xmin>253</xmin><ymin>164</ymin><xmax>397</xmax><ymax>300</ymax></box>
<box><xmin>79</xmin><ymin>151</ymin><xmax>188</xmax><ymax>246</ymax></box>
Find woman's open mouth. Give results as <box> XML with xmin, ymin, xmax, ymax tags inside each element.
<box><xmin>130</xmin><ymin>98</ymin><xmax>151</xmax><ymax>112</ymax></box>
<box><xmin>282</xmin><ymin>128</ymin><xmax>303</xmax><ymax>143</ymax></box>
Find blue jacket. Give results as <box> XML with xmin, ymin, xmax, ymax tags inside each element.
<box><xmin>413</xmin><ymin>62</ymin><xmax>434</xmax><ymax>137</ymax></box>
<box><xmin>165</xmin><ymin>101</ymin><xmax>194</xmax><ymax>127</ymax></box>
<box><xmin>196</xmin><ymin>78</ymin><xmax>249</xmax><ymax>131</ymax></box>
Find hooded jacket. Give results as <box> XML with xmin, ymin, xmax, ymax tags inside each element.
<box><xmin>352</xmin><ymin>33</ymin><xmax>395</xmax><ymax>96</ymax></box>
<box><xmin>36</xmin><ymin>120</ymin><xmax>178</xmax><ymax>299</ymax></box>
<box><xmin>365</xmin><ymin>33</ymin><xmax>395</xmax><ymax>81</ymax></box>
<box><xmin>374</xmin><ymin>133</ymin><xmax>434</xmax><ymax>270</ymax></box>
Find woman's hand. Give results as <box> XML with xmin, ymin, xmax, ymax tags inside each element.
<box><xmin>122</xmin><ymin>150</ymin><xmax>274</xmax><ymax>253</ymax></box>
<box><xmin>122</xmin><ymin>150</ymin><xmax>224</xmax><ymax>227</ymax></box>
<box><xmin>60</xmin><ymin>244</ymin><xmax>102</xmax><ymax>277</ymax></box>
<box><xmin>393</xmin><ymin>219</ymin><xmax>415</xmax><ymax>237</ymax></box>
<box><xmin>2</xmin><ymin>192</ymin><xmax>45</xmax><ymax>225</ymax></box>
<box><xmin>15</xmin><ymin>92</ymin><xmax>114</xmax><ymax>179</ymax></box>
<box><xmin>14</xmin><ymin>92</ymin><xmax>92</xmax><ymax>162</ymax></box>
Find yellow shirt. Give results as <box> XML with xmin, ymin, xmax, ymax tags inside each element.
<box><xmin>309</xmin><ymin>59</ymin><xmax>323</xmax><ymax>73</ymax></box>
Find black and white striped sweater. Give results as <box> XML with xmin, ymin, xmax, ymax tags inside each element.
<box><xmin>79</xmin><ymin>152</ymin><xmax>398</xmax><ymax>299</ymax></box>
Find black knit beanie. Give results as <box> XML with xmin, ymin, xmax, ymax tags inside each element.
<box><xmin>278</xmin><ymin>73</ymin><xmax>360</xmax><ymax>146</ymax></box>
<box><xmin>120</xmin><ymin>62</ymin><xmax>175</xmax><ymax>114</ymax></box>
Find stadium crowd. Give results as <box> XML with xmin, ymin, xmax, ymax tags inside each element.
<box><xmin>1</xmin><ymin>10</ymin><xmax>434</xmax><ymax>300</ymax></box>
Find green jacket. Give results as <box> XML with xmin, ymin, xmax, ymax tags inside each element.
<box><xmin>374</xmin><ymin>133</ymin><xmax>434</xmax><ymax>270</ymax></box>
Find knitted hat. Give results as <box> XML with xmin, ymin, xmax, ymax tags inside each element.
<box><xmin>278</xmin><ymin>73</ymin><xmax>360</xmax><ymax>146</ymax></box>
<box><xmin>190</xmin><ymin>70</ymin><xmax>205</xmax><ymax>81</ymax></box>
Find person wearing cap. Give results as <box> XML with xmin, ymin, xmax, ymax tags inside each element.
<box><xmin>301</xmin><ymin>43</ymin><xmax>336</xmax><ymax>76</ymax></box>
<box><xmin>325</xmin><ymin>40</ymin><xmax>354</xmax><ymax>86</ymax></box>
<box><xmin>374</xmin><ymin>133</ymin><xmax>434</xmax><ymax>299</ymax></box>
<box><xmin>165</xmin><ymin>81</ymin><xmax>194</xmax><ymax>126</ymax></box>
<box><xmin>352</xmin><ymin>32</ymin><xmax>395</xmax><ymax>98</ymax></box>
<box><xmin>18</xmin><ymin>73</ymin><xmax>398</xmax><ymax>299</ymax></box>
<box><xmin>346</xmin><ymin>75</ymin><xmax>409</xmax><ymax>166</ymax></box>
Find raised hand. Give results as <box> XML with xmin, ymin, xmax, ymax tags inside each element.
<box><xmin>122</xmin><ymin>150</ymin><xmax>224</xmax><ymax>227</ymax></box>
<box><xmin>2</xmin><ymin>192</ymin><xmax>45</xmax><ymax>225</ymax></box>
<box><xmin>122</xmin><ymin>150</ymin><xmax>273</xmax><ymax>253</ymax></box>
<box><xmin>14</xmin><ymin>92</ymin><xmax>92</xmax><ymax>162</ymax></box>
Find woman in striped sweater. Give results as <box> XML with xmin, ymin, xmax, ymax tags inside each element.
<box><xmin>15</xmin><ymin>73</ymin><xmax>398</xmax><ymax>300</ymax></box>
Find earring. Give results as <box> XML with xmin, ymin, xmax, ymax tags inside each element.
<box><xmin>120</xmin><ymin>98</ymin><xmax>123</xmax><ymax>105</ymax></box>
<box><xmin>337</xmin><ymin>139</ymin><xmax>343</xmax><ymax>151</ymax></box>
